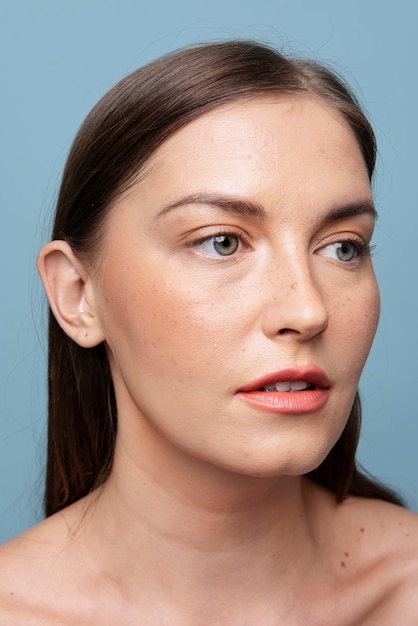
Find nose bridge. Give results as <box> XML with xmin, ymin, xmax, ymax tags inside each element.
<box><xmin>262</xmin><ymin>243</ymin><xmax>329</xmax><ymax>339</ymax></box>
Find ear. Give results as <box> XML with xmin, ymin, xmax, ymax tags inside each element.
<box><xmin>36</xmin><ymin>240</ymin><xmax>105</xmax><ymax>348</ymax></box>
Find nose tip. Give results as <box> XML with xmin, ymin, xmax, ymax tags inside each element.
<box><xmin>262</xmin><ymin>278</ymin><xmax>329</xmax><ymax>341</ymax></box>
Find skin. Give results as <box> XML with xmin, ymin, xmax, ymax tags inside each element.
<box><xmin>91</xmin><ymin>96</ymin><xmax>379</xmax><ymax>483</ymax></box>
<box><xmin>1</xmin><ymin>96</ymin><xmax>418</xmax><ymax>624</ymax></box>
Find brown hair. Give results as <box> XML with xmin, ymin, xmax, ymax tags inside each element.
<box><xmin>45</xmin><ymin>40</ymin><xmax>402</xmax><ymax>517</ymax></box>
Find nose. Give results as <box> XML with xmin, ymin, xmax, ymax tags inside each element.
<box><xmin>261</xmin><ymin>263</ymin><xmax>329</xmax><ymax>341</ymax></box>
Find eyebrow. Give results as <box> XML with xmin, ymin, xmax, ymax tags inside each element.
<box><xmin>156</xmin><ymin>193</ymin><xmax>267</xmax><ymax>220</ymax></box>
<box><xmin>156</xmin><ymin>193</ymin><xmax>376</xmax><ymax>223</ymax></box>
<box><xmin>324</xmin><ymin>201</ymin><xmax>377</xmax><ymax>222</ymax></box>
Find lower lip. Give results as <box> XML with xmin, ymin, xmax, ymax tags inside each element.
<box><xmin>237</xmin><ymin>389</ymin><xmax>330</xmax><ymax>415</ymax></box>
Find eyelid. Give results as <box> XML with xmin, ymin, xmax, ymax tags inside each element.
<box><xmin>187</xmin><ymin>226</ymin><xmax>251</xmax><ymax>251</ymax></box>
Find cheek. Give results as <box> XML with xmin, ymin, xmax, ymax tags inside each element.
<box><xmin>356</xmin><ymin>278</ymin><xmax>380</xmax><ymax>342</ymax></box>
<box><xmin>331</xmin><ymin>277</ymin><xmax>380</xmax><ymax>378</ymax></box>
<box><xmin>97</xmin><ymin>257</ymin><xmax>246</xmax><ymax>382</ymax></box>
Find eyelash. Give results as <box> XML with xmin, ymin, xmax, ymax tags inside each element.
<box><xmin>354</xmin><ymin>240</ymin><xmax>376</xmax><ymax>256</ymax></box>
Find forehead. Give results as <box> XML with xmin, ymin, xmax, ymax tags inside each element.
<box><xmin>130</xmin><ymin>95</ymin><xmax>370</xmax><ymax>209</ymax></box>
<box><xmin>151</xmin><ymin>94</ymin><xmax>359</xmax><ymax>151</ymax></box>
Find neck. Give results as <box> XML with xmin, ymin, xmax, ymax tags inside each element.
<box><xmin>79</xmin><ymin>434</ymin><xmax>327</xmax><ymax>613</ymax></box>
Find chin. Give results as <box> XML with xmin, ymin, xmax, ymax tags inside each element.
<box><xmin>219</xmin><ymin>446</ymin><xmax>331</xmax><ymax>480</ymax></box>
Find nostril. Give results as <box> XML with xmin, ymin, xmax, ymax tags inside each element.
<box><xmin>278</xmin><ymin>328</ymin><xmax>291</xmax><ymax>335</ymax></box>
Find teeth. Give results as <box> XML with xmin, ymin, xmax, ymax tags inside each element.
<box><xmin>274</xmin><ymin>382</ymin><xmax>291</xmax><ymax>392</ymax></box>
<box><xmin>287</xmin><ymin>381</ymin><xmax>309</xmax><ymax>392</ymax></box>
<box><xmin>261</xmin><ymin>381</ymin><xmax>310</xmax><ymax>392</ymax></box>
<box><xmin>264</xmin><ymin>384</ymin><xmax>277</xmax><ymax>392</ymax></box>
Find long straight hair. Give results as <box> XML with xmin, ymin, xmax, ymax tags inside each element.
<box><xmin>44</xmin><ymin>40</ymin><xmax>402</xmax><ymax>516</ymax></box>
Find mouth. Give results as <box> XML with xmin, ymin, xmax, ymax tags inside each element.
<box><xmin>240</xmin><ymin>367</ymin><xmax>330</xmax><ymax>394</ymax></box>
<box><xmin>237</xmin><ymin>367</ymin><xmax>330</xmax><ymax>414</ymax></box>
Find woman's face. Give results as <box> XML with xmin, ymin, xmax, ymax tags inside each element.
<box><xmin>92</xmin><ymin>96</ymin><xmax>379</xmax><ymax>478</ymax></box>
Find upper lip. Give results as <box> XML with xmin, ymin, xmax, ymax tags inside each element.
<box><xmin>238</xmin><ymin>366</ymin><xmax>330</xmax><ymax>392</ymax></box>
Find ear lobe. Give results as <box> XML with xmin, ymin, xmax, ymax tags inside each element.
<box><xmin>36</xmin><ymin>240</ymin><xmax>105</xmax><ymax>348</ymax></box>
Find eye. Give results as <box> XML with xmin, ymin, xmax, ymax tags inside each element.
<box><xmin>194</xmin><ymin>234</ymin><xmax>240</xmax><ymax>257</ymax></box>
<box><xmin>335</xmin><ymin>241</ymin><xmax>357</xmax><ymax>262</ymax></box>
<box><xmin>318</xmin><ymin>240</ymin><xmax>371</xmax><ymax>262</ymax></box>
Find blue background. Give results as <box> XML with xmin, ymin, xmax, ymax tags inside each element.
<box><xmin>1</xmin><ymin>0</ymin><xmax>417</xmax><ymax>542</ymax></box>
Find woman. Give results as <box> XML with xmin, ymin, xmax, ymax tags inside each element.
<box><xmin>1</xmin><ymin>40</ymin><xmax>417</xmax><ymax>624</ymax></box>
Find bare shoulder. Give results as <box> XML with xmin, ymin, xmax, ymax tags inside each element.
<box><xmin>0</xmin><ymin>518</ymin><xmax>64</xmax><ymax>624</ymax></box>
<box><xmin>341</xmin><ymin>494</ymin><xmax>418</xmax><ymax>558</ymax></box>
<box><xmin>338</xmin><ymin>495</ymin><xmax>418</xmax><ymax>621</ymax></box>
<box><xmin>305</xmin><ymin>481</ymin><xmax>418</xmax><ymax>622</ymax></box>
<box><xmin>0</xmin><ymin>501</ymin><xmax>94</xmax><ymax>625</ymax></box>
